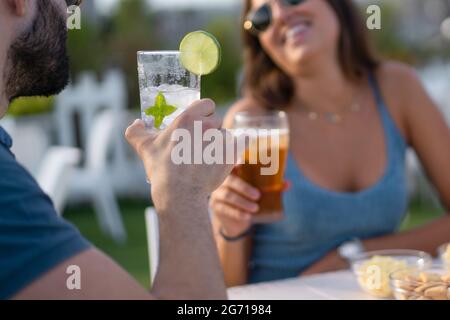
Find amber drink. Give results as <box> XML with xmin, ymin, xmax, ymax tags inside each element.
<box><xmin>233</xmin><ymin>111</ymin><xmax>289</xmax><ymax>223</ymax></box>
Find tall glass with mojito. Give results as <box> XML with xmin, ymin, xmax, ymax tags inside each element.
<box><xmin>137</xmin><ymin>31</ymin><xmax>221</xmax><ymax>131</ymax></box>
<box><xmin>138</xmin><ymin>51</ymin><xmax>200</xmax><ymax>130</ymax></box>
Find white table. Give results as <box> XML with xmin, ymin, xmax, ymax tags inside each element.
<box><xmin>228</xmin><ymin>270</ymin><xmax>380</xmax><ymax>300</ymax></box>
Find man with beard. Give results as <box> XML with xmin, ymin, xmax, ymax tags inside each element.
<box><xmin>0</xmin><ymin>0</ymin><xmax>231</xmax><ymax>299</ymax></box>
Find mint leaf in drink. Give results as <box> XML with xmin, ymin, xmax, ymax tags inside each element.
<box><xmin>144</xmin><ymin>92</ymin><xmax>177</xmax><ymax>129</ymax></box>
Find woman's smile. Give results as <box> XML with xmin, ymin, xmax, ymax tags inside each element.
<box><xmin>284</xmin><ymin>19</ymin><xmax>313</xmax><ymax>47</ymax></box>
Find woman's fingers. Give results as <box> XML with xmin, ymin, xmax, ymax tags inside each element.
<box><xmin>213</xmin><ymin>187</ymin><xmax>259</xmax><ymax>213</ymax></box>
<box><xmin>223</xmin><ymin>175</ymin><xmax>260</xmax><ymax>201</ymax></box>
<box><xmin>210</xmin><ymin>175</ymin><xmax>257</xmax><ymax>235</ymax></box>
<box><xmin>212</xmin><ymin>200</ymin><xmax>252</xmax><ymax>222</ymax></box>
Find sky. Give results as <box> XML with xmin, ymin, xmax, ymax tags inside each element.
<box><xmin>95</xmin><ymin>0</ymin><xmax>241</xmax><ymax>14</ymax></box>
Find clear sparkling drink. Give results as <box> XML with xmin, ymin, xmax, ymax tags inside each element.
<box><xmin>137</xmin><ymin>51</ymin><xmax>200</xmax><ymax>131</ymax></box>
<box><xmin>139</xmin><ymin>85</ymin><xmax>200</xmax><ymax>130</ymax></box>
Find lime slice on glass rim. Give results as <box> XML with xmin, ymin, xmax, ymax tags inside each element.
<box><xmin>179</xmin><ymin>31</ymin><xmax>222</xmax><ymax>76</ymax></box>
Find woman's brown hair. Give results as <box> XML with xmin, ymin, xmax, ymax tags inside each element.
<box><xmin>242</xmin><ymin>0</ymin><xmax>379</xmax><ymax>109</ymax></box>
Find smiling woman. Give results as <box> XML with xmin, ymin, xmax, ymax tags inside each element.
<box><xmin>242</xmin><ymin>0</ymin><xmax>378</xmax><ymax>109</ymax></box>
<box><xmin>210</xmin><ymin>0</ymin><xmax>450</xmax><ymax>287</ymax></box>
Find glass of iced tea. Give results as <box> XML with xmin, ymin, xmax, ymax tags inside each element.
<box><xmin>232</xmin><ymin>110</ymin><xmax>289</xmax><ymax>223</ymax></box>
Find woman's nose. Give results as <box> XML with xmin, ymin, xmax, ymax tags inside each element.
<box><xmin>271</xmin><ymin>1</ymin><xmax>293</xmax><ymax>25</ymax></box>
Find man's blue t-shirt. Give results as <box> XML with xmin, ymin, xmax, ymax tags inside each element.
<box><xmin>0</xmin><ymin>126</ymin><xmax>91</xmax><ymax>299</ymax></box>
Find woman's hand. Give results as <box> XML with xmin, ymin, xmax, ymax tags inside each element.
<box><xmin>210</xmin><ymin>173</ymin><xmax>261</xmax><ymax>237</ymax></box>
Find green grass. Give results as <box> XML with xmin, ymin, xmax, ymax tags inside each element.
<box><xmin>64</xmin><ymin>197</ymin><xmax>445</xmax><ymax>288</ymax></box>
<box><xmin>64</xmin><ymin>198</ymin><xmax>152</xmax><ymax>288</ymax></box>
<box><xmin>400</xmin><ymin>199</ymin><xmax>444</xmax><ymax>231</ymax></box>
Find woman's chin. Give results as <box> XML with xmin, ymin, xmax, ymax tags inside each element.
<box><xmin>285</xmin><ymin>46</ymin><xmax>316</xmax><ymax>68</ymax></box>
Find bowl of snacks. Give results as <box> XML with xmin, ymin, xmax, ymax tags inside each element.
<box><xmin>390</xmin><ymin>265</ymin><xmax>450</xmax><ymax>300</ymax></box>
<box><xmin>350</xmin><ymin>250</ymin><xmax>432</xmax><ymax>298</ymax></box>
<box><xmin>438</xmin><ymin>243</ymin><xmax>450</xmax><ymax>266</ymax></box>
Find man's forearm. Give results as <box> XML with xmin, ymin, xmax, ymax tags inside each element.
<box><xmin>363</xmin><ymin>214</ymin><xmax>450</xmax><ymax>255</ymax></box>
<box><xmin>151</xmin><ymin>196</ymin><xmax>227</xmax><ymax>300</ymax></box>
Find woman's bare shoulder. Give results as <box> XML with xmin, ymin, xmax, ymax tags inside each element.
<box><xmin>376</xmin><ymin>61</ymin><xmax>420</xmax><ymax>88</ymax></box>
<box><xmin>374</xmin><ymin>61</ymin><xmax>424</xmax><ymax>139</ymax></box>
<box><xmin>375</xmin><ymin>61</ymin><xmax>425</xmax><ymax>104</ymax></box>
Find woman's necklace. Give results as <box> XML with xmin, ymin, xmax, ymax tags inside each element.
<box><xmin>300</xmin><ymin>102</ymin><xmax>362</xmax><ymax>124</ymax></box>
<box><xmin>297</xmin><ymin>87</ymin><xmax>363</xmax><ymax>124</ymax></box>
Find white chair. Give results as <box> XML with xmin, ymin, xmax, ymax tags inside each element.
<box><xmin>145</xmin><ymin>207</ymin><xmax>159</xmax><ymax>288</ymax></box>
<box><xmin>37</xmin><ymin>147</ymin><xmax>81</xmax><ymax>214</ymax></box>
<box><xmin>4</xmin><ymin>117</ymin><xmax>50</xmax><ymax>174</ymax></box>
<box><xmin>55</xmin><ymin>70</ymin><xmax>127</xmax><ymax>243</ymax></box>
<box><xmin>1</xmin><ymin>116</ymin><xmax>81</xmax><ymax>215</ymax></box>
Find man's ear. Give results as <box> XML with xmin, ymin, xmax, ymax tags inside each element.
<box><xmin>6</xmin><ymin>0</ymin><xmax>27</xmax><ymax>17</ymax></box>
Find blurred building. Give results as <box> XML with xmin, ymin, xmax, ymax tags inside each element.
<box><xmin>82</xmin><ymin>0</ymin><xmax>99</xmax><ymax>24</ymax></box>
<box><xmin>358</xmin><ymin>0</ymin><xmax>450</xmax><ymax>47</ymax></box>
<box><xmin>396</xmin><ymin>0</ymin><xmax>449</xmax><ymax>44</ymax></box>
<box><xmin>153</xmin><ymin>6</ymin><xmax>240</xmax><ymax>49</ymax></box>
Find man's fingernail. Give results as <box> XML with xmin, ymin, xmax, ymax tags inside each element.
<box><xmin>202</xmin><ymin>98</ymin><xmax>215</xmax><ymax>106</ymax></box>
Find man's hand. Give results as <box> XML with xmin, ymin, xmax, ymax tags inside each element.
<box><xmin>125</xmin><ymin>99</ymin><xmax>237</xmax><ymax>299</ymax></box>
<box><xmin>126</xmin><ymin>99</ymin><xmax>235</xmax><ymax>212</ymax></box>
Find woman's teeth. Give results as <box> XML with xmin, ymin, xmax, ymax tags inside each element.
<box><xmin>286</xmin><ymin>23</ymin><xmax>310</xmax><ymax>41</ymax></box>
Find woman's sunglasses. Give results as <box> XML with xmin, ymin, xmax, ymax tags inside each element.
<box><xmin>244</xmin><ymin>0</ymin><xmax>306</xmax><ymax>35</ymax></box>
<box><xmin>66</xmin><ymin>0</ymin><xmax>83</xmax><ymax>6</ymax></box>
